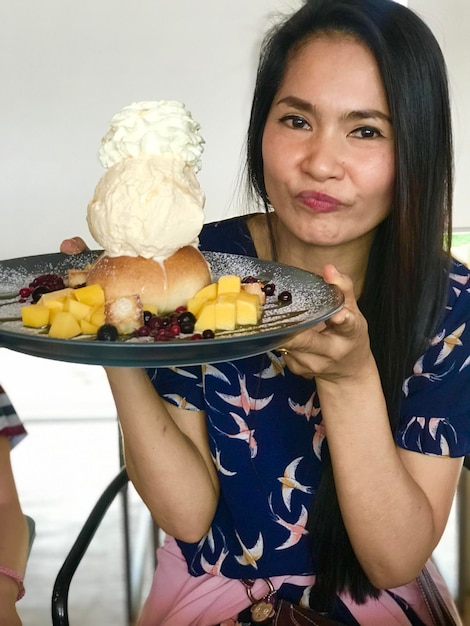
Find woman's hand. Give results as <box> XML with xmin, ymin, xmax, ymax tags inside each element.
<box><xmin>59</xmin><ymin>237</ymin><xmax>89</xmax><ymax>255</ymax></box>
<box><xmin>279</xmin><ymin>264</ymin><xmax>373</xmax><ymax>382</ymax></box>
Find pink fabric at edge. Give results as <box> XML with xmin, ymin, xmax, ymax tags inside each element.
<box><xmin>137</xmin><ymin>535</ymin><xmax>314</xmax><ymax>626</ymax></box>
<box><xmin>138</xmin><ymin>536</ymin><xmax>461</xmax><ymax>626</ymax></box>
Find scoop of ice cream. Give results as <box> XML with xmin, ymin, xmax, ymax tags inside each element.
<box><xmin>98</xmin><ymin>100</ymin><xmax>204</xmax><ymax>172</ymax></box>
<box><xmin>87</xmin><ymin>155</ymin><xmax>205</xmax><ymax>260</ymax></box>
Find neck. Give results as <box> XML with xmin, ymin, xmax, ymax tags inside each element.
<box><xmin>248</xmin><ymin>212</ymin><xmax>373</xmax><ymax>299</ymax></box>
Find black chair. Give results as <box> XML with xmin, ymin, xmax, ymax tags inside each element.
<box><xmin>51</xmin><ymin>466</ymin><xmax>153</xmax><ymax>626</ymax></box>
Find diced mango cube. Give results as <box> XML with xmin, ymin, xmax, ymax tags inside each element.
<box><xmin>21</xmin><ymin>304</ymin><xmax>50</xmax><ymax>328</ymax></box>
<box><xmin>49</xmin><ymin>308</ymin><xmax>63</xmax><ymax>324</ymax></box>
<box><xmin>74</xmin><ymin>284</ymin><xmax>105</xmax><ymax>307</ymax></box>
<box><xmin>193</xmin><ymin>282</ymin><xmax>217</xmax><ymax>300</ymax></box>
<box><xmin>194</xmin><ymin>301</ymin><xmax>216</xmax><ymax>332</ymax></box>
<box><xmin>65</xmin><ymin>298</ymin><xmax>93</xmax><ymax>321</ymax></box>
<box><xmin>48</xmin><ymin>312</ymin><xmax>81</xmax><ymax>339</ymax></box>
<box><xmin>241</xmin><ymin>281</ymin><xmax>266</xmax><ymax>305</ymax></box>
<box><xmin>38</xmin><ymin>287</ymin><xmax>75</xmax><ymax>305</ymax></box>
<box><xmin>187</xmin><ymin>296</ymin><xmax>211</xmax><ymax>318</ymax></box>
<box><xmin>217</xmin><ymin>275</ymin><xmax>241</xmax><ymax>295</ymax></box>
<box><xmin>41</xmin><ymin>299</ymin><xmax>65</xmax><ymax>313</ymax></box>
<box><xmin>80</xmin><ymin>319</ymin><xmax>99</xmax><ymax>335</ymax></box>
<box><xmin>89</xmin><ymin>305</ymin><xmax>105</xmax><ymax>328</ymax></box>
<box><xmin>215</xmin><ymin>294</ymin><xmax>237</xmax><ymax>330</ymax></box>
<box><xmin>236</xmin><ymin>291</ymin><xmax>261</xmax><ymax>326</ymax></box>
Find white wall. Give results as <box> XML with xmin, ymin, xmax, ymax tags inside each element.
<box><xmin>0</xmin><ymin>0</ymin><xmax>467</xmax><ymax>264</ymax></box>
<box><xmin>0</xmin><ymin>0</ymin><xmax>301</xmax><ymax>261</ymax></box>
<box><xmin>409</xmin><ymin>0</ymin><xmax>470</xmax><ymax>230</ymax></box>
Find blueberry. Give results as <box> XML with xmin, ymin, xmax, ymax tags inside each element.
<box><xmin>278</xmin><ymin>290</ymin><xmax>292</xmax><ymax>304</ymax></box>
<box><xmin>143</xmin><ymin>310</ymin><xmax>153</xmax><ymax>325</ymax></box>
<box><xmin>177</xmin><ymin>311</ymin><xmax>196</xmax><ymax>325</ymax></box>
<box><xmin>31</xmin><ymin>285</ymin><xmax>52</xmax><ymax>303</ymax></box>
<box><xmin>262</xmin><ymin>283</ymin><xmax>276</xmax><ymax>297</ymax></box>
<box><xmin>180</xmin><ymin>321</ymin><xmax>195</xmax><ymax>334</ymax></box>
<box><xmin>97</xmin><ymin>324</ymin><xmax>119</xmax><ymax>341</ymax></box>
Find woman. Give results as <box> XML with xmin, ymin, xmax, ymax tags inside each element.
<box><xmin>0</xmin><ymin>385</ymin><xmax>28</xmax><ymax>626</ymax></box>
<box><xmin>62</xmin><ymin>0</ymin><xmax>469</xmax><ymax>623</ymax></box>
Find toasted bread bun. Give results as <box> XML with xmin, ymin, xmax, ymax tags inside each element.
<box><xmin>86</xmin><ymin>245</ymin><xmax>211</xmax><ymax>313</ymax></box>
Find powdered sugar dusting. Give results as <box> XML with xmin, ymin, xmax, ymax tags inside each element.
<box><xmin>0</xmin><ymin>251</ymin><xmax>343</xmax><ymax>365</ymax></box>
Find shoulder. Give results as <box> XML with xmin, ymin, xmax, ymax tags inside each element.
<box><xmin>199</xmin><ymin>215</ymin><xmax>258</xmax><ymax>257</ymax></box>
<box><xmin>397</xmin><ymin>259</ymin><xmax>470</xmax><ymax>456</ymax></box>
<box><xmin>440</xmin><ymin>259</ymin><xmax>470</xmax><ymax>331</ymax></box>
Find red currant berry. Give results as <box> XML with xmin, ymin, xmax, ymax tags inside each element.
<box><xmin>147</xmin><ymin>316</ymin><xmax>162</xmax><ymax>331</ymax></box>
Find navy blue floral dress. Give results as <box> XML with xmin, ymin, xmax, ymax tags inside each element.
<box><xmin>148</xmin><ymin>216</ymin><xmax>470</xmax><ymax>624</ymax></box>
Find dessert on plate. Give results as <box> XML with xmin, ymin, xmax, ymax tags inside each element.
<box><xmin>86</xmin><ymin>100</ymin><xmax>211</xmax><ymax>331</ymax></box>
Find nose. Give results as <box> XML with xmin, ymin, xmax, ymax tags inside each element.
<box><xmin>300</xmin><ymin>132</ymin><xmax>345</xmax><ymax>181</ymax></box>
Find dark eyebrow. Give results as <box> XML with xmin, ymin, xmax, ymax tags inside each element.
<box><xmin>346</xmin><ymin>109</ymin><xmax>392</xmax><ymax>124</ymax></box>
<box><xmin>276</xmin><ymin>96</ymin><xmax>392</xmax><ymax>124</ymax></box>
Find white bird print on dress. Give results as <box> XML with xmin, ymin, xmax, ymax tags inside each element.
<box><xmin>312</xmin><ymin>422</ymin><xmax>326</xmax><ymax>460</ymax></box>
<box><xmin>168</xmin><ymin>366</ymin><xmax>199</xmax><ymax>379</ymax></box>
<box><xmin>234</xmin><ymin>531</ymin><xmax>264</xmax><ymax>569</ymax></box>
<box><xmin>255</xmin><ymin>352</ymin><xmax>286</xmax><ymax>379</ymax></box>
<box><xmin>201</xmin><ymin>547</ymin><xmax>229</xmax><ymax>575</ymax></box>
<box><xmin>288</xmin><ymin>392</ymin><xmax>320</xmax><ymax>421</ymax></box>
<box><xmin>402</xmin><ymin>355</ymin><xmax>454</xmax><ymax>397</ymax></box>
<box><xmin>267</xmin><ymin>495</ymin><xmax>309</xmax><ymax>550</ymax></box>
<box><xmin>435</xmin><ymin>323</ymin><xmax>465</xmax><ymax>365</ymax></box>
<box><xmin>216</xmin><ymin>374</ymin><xmax>273</xmax><ymax>415</ymax></box>
<box><xmin>460</xmin><ymin>356</ymin><xmax>470</xmax><ymax>372</ymax></box>
<box><xmin>400</xmin><ymin>416</ymin><xmax>457</xmax><ymax>453</ymax></box>
<box><xmin>162</xmin><ymin>394</ymin><xmax>200</xmax><ymax>410</ymax></box>
<box><xmin>202</xmin><ymin>364</ymin><xmax>231</xmax><ymax>384</ymax></box>
<box><xmin>211</xmin><ymin>448</ymin><xmax>237</xmax><ymax>476</ymax></box>
<box><xmin>210</xmin><ymin>412</ymin><xmax>258</xmax><ymax>458</ymax></box>
<box><xmin>277</xmin><ymin>457</ymin><xmax>313</xmax><ymax>511</ymax></box>
<box><xmin>450</xmin><ymin>272</ymin><xmax>469</xmax><ymax>286</ymax></box>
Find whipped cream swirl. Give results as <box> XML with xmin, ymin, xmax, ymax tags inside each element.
<box><xmin>98</xmin><ymin>100</ymin><xmax>205</xmax><ymax>172</ymax></box>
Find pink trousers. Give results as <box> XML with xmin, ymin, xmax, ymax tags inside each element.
<box><xmin>137</xmin><ymin>535</ymin><xmax>461</xmax><ymax>626</ymax></box>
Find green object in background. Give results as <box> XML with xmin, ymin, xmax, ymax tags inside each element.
<box><xmin>452</xmin><ymin>232</ymin><xmax>470</xmax><ymax>247</ymax></box>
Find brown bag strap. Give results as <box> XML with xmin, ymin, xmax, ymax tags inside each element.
<box><xmin>416</xmin><ymin>566</ymin><xmax>458</xmax><ymax>626</ymax></box>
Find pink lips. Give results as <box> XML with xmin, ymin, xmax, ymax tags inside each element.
<box><xmin>297</xmin><ymin>191</ymin><xmax>342</xmax><ymax>213</ymax></box>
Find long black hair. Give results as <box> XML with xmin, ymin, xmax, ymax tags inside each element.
<box><xmin>246</xmin><ymin>0</ymin><xmax>453</xmax><ymax>606</ymax></box>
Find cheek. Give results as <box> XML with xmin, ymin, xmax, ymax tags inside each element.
<box><xmin>367</xmin><ymin>152</ymin><xmax>395</xmax><ymax>204</ymax></box>
<box><xmin>262</xmin><ymin>131</ymin><xmax>291</xmax><ymax>192</ymax></box>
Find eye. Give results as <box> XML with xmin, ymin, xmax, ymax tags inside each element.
<box><xmin>279</xmin><ymin>114</ymin><xmax>311</xmax><ymax>130</ymax></box>
<box><xmin>350</xmin><ymin>126</ymin><xmax>383</xmax><ymax>139</ymax></box>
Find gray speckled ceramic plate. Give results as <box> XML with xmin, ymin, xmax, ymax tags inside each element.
<box><xmin>0</xmin><ymin>251</ymin><xmax>344</xmax><ymax>366</ymax></box>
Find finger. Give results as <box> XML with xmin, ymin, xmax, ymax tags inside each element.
<box><xmin>322</xmin><ymin>264</ymin><xmax>356</xmax><ymax>306</ymax></box>
<box><xmin>60</xmin><ymin>237</ymin><xmax>89</xmax><ymax>255</ymax></box>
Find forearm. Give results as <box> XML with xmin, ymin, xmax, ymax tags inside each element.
<box><xmin>317</xmin><ymin>359</ymin><xmax>441</xmax><ymax>588</ymax></box>
<box><xmin>0</xmin><ymin>506</ymin><xmax>29</xmax><ymax>576</ymax></box>
<box><xmin>105</xmin><ymin>367</ymin><xmax>219</xmax><ymax>542</ymax></box>
<box><xmin>0</xmin><ymin>438</ymin><xmax>28</xmax><ymax>624</ymax></box>
<box><xmin>0</xmin><ymin>438</ymin><xmax>29</xmax><ymax>576</ymax></box>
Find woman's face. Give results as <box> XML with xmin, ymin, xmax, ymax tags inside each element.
<box><xmin>262</xmin><ymin>35</ymin><xmax>395</xmax><ymax>251</ymax></box>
